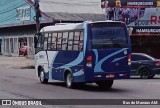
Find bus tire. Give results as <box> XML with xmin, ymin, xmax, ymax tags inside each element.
<box><xmin>65</xmin><ymin>72</ymin><xmax>74</xmax><ymax>88</ymax></box>
<box><xmin>96</xmin><ymin>80</ymin><xmax>113</xmax><ymax>89</ymax></box>
<box><xmin>39</xmin><ymin>69</ymin><xmax>48</xmax><ymax>84</ymax></box>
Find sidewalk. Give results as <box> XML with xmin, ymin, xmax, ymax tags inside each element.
<box><xmin>0</xmin><ymin>56</ymin><xmax>34</xmax><ymax>69</ymax></box>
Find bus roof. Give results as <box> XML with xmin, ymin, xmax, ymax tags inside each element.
<box><xmin>40</xmin><ymin>23</ymin><xmax>84</xmax><ymax>33</ymax></box>
<box><xmin>40</xmin><ymin>21</ymin><xmax>125</xmax><ymax>33</ymax></box>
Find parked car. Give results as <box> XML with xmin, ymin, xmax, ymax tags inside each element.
<box><xmin>131</xmin><ymin>53</ymin><xmax>160</xmax><ymax>79</ymax></box>
<box><xmin>19</xmin><ymin>46</ymin><xmax>30</xmax><ymax>56</ymax></box>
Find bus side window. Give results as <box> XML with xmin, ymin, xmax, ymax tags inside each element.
<box><xmin>68</xmin><ymin>32</ymin><xmax>73</xmax><ymax>50</ymax></box>
<box><xmin>79</xmin><ymin>31</ymin><xmax>84</xmax><ymax>51</ymax></box>
<box><xmin>47</xmin><ymin>33</ymin><xmax>52</xmax><ymax>50</ymax></box>
<box><xmin>43</xmin><ymin>37</ymin><xmax>48</xmax><ymax>50</ymax></box>
<box><xmin>57</xmin><ymin>33</ymin><xmax>62</xmax><ymax>50</ymax></box>
<box><xmin>62</xmin><ymin>32</ymin><xmax>68</xmax><ymax>50</ymax></box>
<box><xmin>51</xmin><ymin>33</ymin><xmax>57</xmax><ymax>50</ymax></box>
<box><xmin>73</xmin><ymin>32</ymin><xmax>80</xmax><ymax>51</ymax></box>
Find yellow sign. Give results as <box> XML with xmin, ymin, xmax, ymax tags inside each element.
<box><xmin>157</xmin><ymin>0</ymin><xmax>160</xmax><ymax>7</ymax></box>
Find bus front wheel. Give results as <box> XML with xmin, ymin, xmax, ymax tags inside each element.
<box><xmin>39</xmin><ymin>69</ymin><xmax>48</xmax><ymax>84</ymax></box>
<box><xmin>96</xmin><ymin>80</ymin><xmax>114</xmax><ymax>89</ymax></box>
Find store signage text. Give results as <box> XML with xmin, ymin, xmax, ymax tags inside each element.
<box><xmin>16</xmin><ymin>6</ymin><xmax>31</xmax><ymax>21</ymax></box>
<box><xmin>101</xmin><ymin>0</ymin><xmax>158</xmax><ymax>8</ymax></box>
<box><xmin>136</xmin><ymin>29</ymin><xmax>160</xmax><ymax>33</ymax></box>
<box><xmin>127</xmin><ymin>2</ymin><xmax>154</xmax><ymax>6</ymax></box>
<box><xmin>134</xmin><ymin>16</ymin><xmax>160</xmax><ymax>26</ymax></box>
<box><xmin>150</xmin><ymin>16</ymin><xmax>160</xmax><ymax>24</ymax></box>
<box><xmin>137</xmin><ymin>20</ymin><xmax>150</xmax><ymax>26</ymax></box>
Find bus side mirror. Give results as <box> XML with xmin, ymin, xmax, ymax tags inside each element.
<box><xmin>34</xmin><ymin>35</ymin><xmax>38</xmax><ymax>48</ymax></box>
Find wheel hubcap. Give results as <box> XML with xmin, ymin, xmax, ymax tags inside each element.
<box><xmin>67</xmin><ymin>74</ymin><xmax>72</xmax><ymax>86</ymax></box>
<box><xmin>40</xmin><ymin>71</ymin><xmax>44</xmax><ymax>81</ymax></box>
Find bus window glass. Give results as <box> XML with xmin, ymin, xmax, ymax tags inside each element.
<box><xmin>74</xmin><ymin>32</ymin><xmax>79</xmax><ymax>44</ymax></box>
<box><xmin>37</xmin><ymin>33</ymin><xmax>44</xmax><ymax>49</ymax></box>
<box><xmin>73</xmin><ymin>31</ymin><xmax>80</xmax><ymax>51</ymax></box>
<box><xmin>51</xmin><ymin>33</ymin><xmax>57</xmax><ymax>50</ymax></box>
<box><xmin>62</xmin><ymin>32</ymin><xmax>68</xmax><ymax>50</ymax></box>
<box><xmin>79</xmin><ymin>32</ymin><xmax>83</xmax><ymax>50</ymax></box>
<box><xmin>43</xmin><ymin>37</ymin><xmax>48</xmax><ymax>50</ymax></box>
<box><xmin>48</xmin><ymin>33</ymin><xmax>52</xmax><ymax>50</ymax></box>
<box><xmin>57</xmin><ymin>33</ymin><xmax>62</xmax><ymax>50</ymax></box>
<box><xmin>91</xmin><ymin>23</ymin><xmax>128</xmax><ymax>49</ymax></box>
<box><xmin>68</xmin><ymin>32</ymin><xmax>74</xmax><ymax>50</ymax></box>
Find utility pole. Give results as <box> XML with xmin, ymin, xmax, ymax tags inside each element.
<box><xmin>34</xmin><ymin>0</ymin><xmax>41</xmax><ymax>33</ymax></box>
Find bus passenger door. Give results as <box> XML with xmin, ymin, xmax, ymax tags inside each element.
<box><xmin>35</xmin><ymin>51</ymin><xmax>49</xmax><ymax>72</ymax></box>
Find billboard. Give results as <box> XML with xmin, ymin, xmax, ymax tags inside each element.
<box><xmin>128</xmin><ymin>26</ymin><xmax>160</xmax><ymax>36</ymax></box>
<box><xmin>115</xmin><ymin>8</ymin><xmax>160</xmax><ymax>35</ymax></box>
<box><xmin>101</xmin><ymin>0</ymin><xmax>160</xmax><ymax>8</ymax></box>
<box><xmin>113</xmin><ymin>8</ymin><xmax>160</xmax><ymax>26</ymax></box>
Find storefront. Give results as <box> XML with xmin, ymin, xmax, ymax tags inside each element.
<box><xmin>128</xmin><ymin>26</ymin><xmax>160</xmax><ymax>58</ymax></box>
<box><xmin>101</xmin><ymin>0</ymin><xmax>160</xmax><ymax>58</ymax></box>
<box><xmin>0</xmin><ymin>0</ymin><xmax>52</xmax><ymax>57</ymax></box>
<box><xmin>0</xmin><ymin>0</ymin><xmax>105</xmax><ymax>57</ymax></box>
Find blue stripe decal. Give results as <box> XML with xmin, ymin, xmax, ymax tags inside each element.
<box><xmin>56</xmin><ymin>52</ymin><xmax>84</xmax><ymax>69</ymax></box>
<box><xmin>111</xmin><ymin>56</ymin><xmax>127</xmax><ymax>63</ymax></box>
<box><xmin>93</xmin><ymin>49</ymin><xmax>98</xmax><ymax>64</ymax></box>
<box><xmin>83</xmin><ymin>24</ymin><xmax>87</xmax><ymax>54</ymax></box>
<box><xmin>94</xmin><ymin>48</ymin><xmax>127</xmax><ymax>72</ymax></box>
<box><xmin>49</xmin><ymin>51</ymin><xmax>59</xmax><ymax>80</ymax></box>
<box><xmin>73</xmin><ymin>69</ymin><xmax>84</xmax><ymax>77</ymax></box>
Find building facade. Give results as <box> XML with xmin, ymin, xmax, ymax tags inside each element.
<box><xmin>0</xmin><ymin>0</ymin><xmax>105</xmax><ymax>57</ymax></box>
<box><xmin>105</xmin><ymin>7</ymin><xmax>160</xmax><ymax>58</ymax></box>
<box><xmin>0</xmin><ymin>0</ymin><xmax>52</xmax><ymax>57</ymax></box>
<box><xmin>2</xmin><ymin>0</ymin><xmax>159</xmax><ymax>58</ymax></box>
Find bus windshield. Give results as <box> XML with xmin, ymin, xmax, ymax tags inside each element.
<box><xmin>90</xmin><ymin>22</ymin><xmax>128</xmax><ymax>49</ymax></box>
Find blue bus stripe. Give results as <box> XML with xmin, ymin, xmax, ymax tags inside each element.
<box><xmin>83</xmin><ymin>24</ymin><xmax>87</xmax><ymax>54</ymax></box>
<box><xmin>94</xmin><ymin>48</ymin><xmax>127</xmax><ymax>72</ymax></box>
<box><xmin>111</xmin><ymin>56</ymin><xmax>127</xmax><ymax>63</ymax></box>
<box><xmin>73</xmin><ymin>69</ymin><xmax>84</xmax><ymax>77</ymax></box>
<box><xmin>56</xmin><ymin>52</ymin><xmax>84</xmax><ymax>69</ymax></box>
<box><xmin>93</xmin><ymin>49</ymin><xmax>98</xmax><ymax>64</ymax></box>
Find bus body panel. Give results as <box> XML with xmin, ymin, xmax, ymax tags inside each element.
<box><xmin>82</xmin><ymin>22</ymin><xmax>131</xmax><ymax>82</ymax></box>
<box><xmin>35</xmin><ymin>51</ymin><xmax>86</xmax><ymax>82</ymax></box>
<box><xmin>51</xmin><ymin>51</ymin><xmax>85</xmax><ymax>82</ymax></box>
<box><xmin>35</xmin><ymin>21</ymin><xmax>131</xmax><ymax>84</ymax></box>
<box><xmin>84</xmin><ymin>49</ymin><xmax>130</xmax><ymax>82</ymax></box>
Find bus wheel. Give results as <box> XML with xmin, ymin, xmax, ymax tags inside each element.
<box><xmin>66</xmin><ymin>73</ymin><xmax>74</xmax><ymax>88</ymax></box>
<box><xmin>39</xmin><ymin>70</ymin><xmax>48</xmax><ymax>84</ymax></box>
<box><xmin>96</xmin><ymin>80</ymin><xmax>114</xmax><ymax>89</ymax></box>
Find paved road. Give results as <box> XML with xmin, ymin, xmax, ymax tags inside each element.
<box><xmin>0</xmin><ymin>67</ymin><xmax>160</xmax><ymax>108</ymax></box>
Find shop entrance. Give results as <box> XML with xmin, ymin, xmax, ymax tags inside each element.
<box><xmin>131</xmin><ymin>36</ymin><xmax>160</xmax><ymax>59</ymax></box>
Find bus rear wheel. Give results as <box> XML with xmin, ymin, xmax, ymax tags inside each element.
<box><xmin>39</xmin><ymin>69</ymin><xmax>48</xmax><ymax>84</ymax></box>
<box><xmin>65</xmin><ymin>73</ymin><xmax>74</xmax><ymax>88</ymax></box>
<box><xmin>96</xmin><ymin>80</ymin><xmax>114</xmax><ymax>89</ymax></box>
